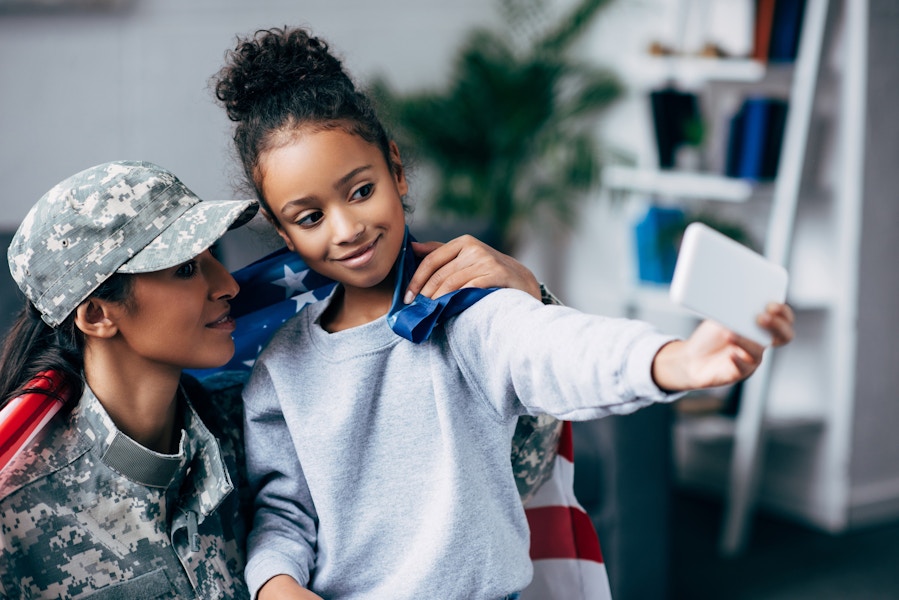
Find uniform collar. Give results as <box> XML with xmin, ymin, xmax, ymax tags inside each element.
<box><xmin>77</xmin><ymin>385</ymin><xmax>188</xmax><ymax>489</ymax></box>
<box><xmin>75</xmin><ymin>384</ymin><xmax>234</xmax><ymax>514</ymax></box>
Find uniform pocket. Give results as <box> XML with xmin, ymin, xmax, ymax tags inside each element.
<box><xmin>83</xmin><ymin>568</ymin><xmax>175</xmax><ymax>600</ymax></box>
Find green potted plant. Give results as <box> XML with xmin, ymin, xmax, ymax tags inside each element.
<box><xmin>371</xmin><ymin>0</ymin><xmax>622</xmax><ymax>254</ymax></box>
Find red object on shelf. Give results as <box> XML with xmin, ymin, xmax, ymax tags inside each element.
<box><xmin>753</xmin><ymin>0</ymin><xmax>777</xmax><ymax>62</ymax></box>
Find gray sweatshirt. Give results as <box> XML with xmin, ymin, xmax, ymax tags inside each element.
<box><xmin>243</xmin><ymin>288</ymin><xmax>678</xmax><ymax>599</ymax></box>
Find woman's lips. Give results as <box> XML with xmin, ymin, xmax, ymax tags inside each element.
<box><xmin>207</xmin><ymin>312</ymin><xmax>236</xmax><ymax>331</ymax></box>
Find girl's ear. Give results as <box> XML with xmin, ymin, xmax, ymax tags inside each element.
<box><xmin>274</xmin><ymin>225</ymin><xmax>297</xmax><ymax>252</ymax></box>
<box><xmin>388</xmin><ymin>141</ymin><xmax>409</xmax><ymax>196</ymax></box>
<box><xmin>262</xmin><ymin>208</ymin><xmax>297</xmax><ymax>252</ymax></box>
<box><xmin>74</xmin><ymin>299</ymin><xmax>119</xmax><ymax>339</ymax></box>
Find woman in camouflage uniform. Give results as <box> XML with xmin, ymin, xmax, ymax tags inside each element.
<box><xmin>0</xmin><ymin>160</ymin><xmax>559</xmax><ymax>599</ymax></box>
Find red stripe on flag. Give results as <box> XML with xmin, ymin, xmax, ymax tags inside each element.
<box><xmin>558</xmin><ymin>421</ymin><xmax>574</xmax><ymax>462</ymax></box>
<box><xmin>526</xmin><ymin>505</ymin><xmax>603</xmax><ymax>564</ymax></box>
<box><xmin>0</xmin><ymin>395</ymin><xmax>59</xmax><ymax>466</ymax></box>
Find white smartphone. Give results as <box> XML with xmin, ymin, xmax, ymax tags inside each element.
<box><xmin>669</xmin><ymin>222</ymin><xmax>789</xmax><ymax>346</ymax></box>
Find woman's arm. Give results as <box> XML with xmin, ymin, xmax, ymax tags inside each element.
<box><xmin>406</xmin><ymin>236</ymin><xmax>541</xmax><ymax>303</ymax></box>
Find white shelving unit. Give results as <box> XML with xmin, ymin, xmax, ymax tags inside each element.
<box><xmin>600</xmin><ymin>0</ymin><xmax>873</xmax><ymax>555</ymax></box>
<box><xmin>603</xmin><ymin>165</ymin><xmax>754</xmax><ymax>202</ymax></box>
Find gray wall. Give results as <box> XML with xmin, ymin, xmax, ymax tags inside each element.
<box><xmin>850</xmin><ymin>0</ymin><xmax>899</xmax><ymax>516</ymax></box>
<box><xmin>0</xmin><ymin>0</ymin><xmax>493</xmax><ymax>230</ymax></box>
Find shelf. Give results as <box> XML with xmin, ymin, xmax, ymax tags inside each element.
<box><xmin>627</xmin><ymin>56</ymin><xmax>767</xmax><ymax>88</ymax></box>
<box><xmin>621</xmin><ymin>282</ymin><xmax>691</xmax><ymax>316</ymax></box>
<box><xmin>676</xmin><ymin>412</ymin><xmax>826</xmax><ymax>444</ymax></box>
<box><xmin>603</xmin><ymin>165</ymin><xmax>755</xmax><ymax>202</ymax></box>
<box><xmin>786</xmin><ymin>290</ymin><xmax>834</xmax><ymax>312</ymax></box>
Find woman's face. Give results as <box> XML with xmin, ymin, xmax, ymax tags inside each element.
<box><xmin>109</xmin><ymin>249</ymin><xmax>239</xmax><ymax>371</ymax></box>
<box><xmin>259</xmin><ymin>128</ymin><xmax>408</xmax><ymax>293</ymax></box>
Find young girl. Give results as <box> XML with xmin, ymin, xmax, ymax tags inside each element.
<box><xmin>0</xmin><ymin>160</ymin><xmax>545</xmax><ymax>599</ymax></box>
<box><xmin>214</xmin><ymin>27</ymin><xmax>794</xmax><ymax>600</ymax></box>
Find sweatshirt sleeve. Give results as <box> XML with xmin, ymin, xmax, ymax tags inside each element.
<box><xmin>242</xmin><ymin>361</ymin><xmax>318</xmax><ymax>597</ymax></box>
<box><xmin>447</xmin><ymin>289</ymin><xmax>683</xmax><ymax>421</ymax></box>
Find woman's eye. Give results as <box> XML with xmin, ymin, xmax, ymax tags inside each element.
<box><xmin>351</xmin><ymin>183</ymin><xmax>374</xmax><ymax>201</ymax></box>
<box><xmin>297</xmin><ymin>210</ymin><xmax>324</xmax><ymax>228</ymax></box>
<box><xmin>175</xmin><ymin>261</ymin><xmax>197</xmax><ymax>278</ymax></box>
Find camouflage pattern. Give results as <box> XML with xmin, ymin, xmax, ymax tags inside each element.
<box><xmin>511</xmin><ymin>414</ymin><xmax>563</xmax><ymax>503</ymax></box>
<box><xmin>510</xmin><ymin>285</ymin><xmax>565</xmax><ymax>503</ymax></box>
<box><xmin>0</xmin><ymin>377</ymin><xmax>251</xmax><ymax>599</ymax></box>
<box><xmin>7</xmin><ymin>161</ymin><xmax>257</xmax><ymax>327</ymax></box>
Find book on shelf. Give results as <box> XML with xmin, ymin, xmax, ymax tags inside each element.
<box><xmin>649</xmin><ymin>87</ymin><xmax>702</xmax><ymax>170</ymax></box>
<box><xmin>737</xmin><ymin>98</ymin><xmax>771</xmax><ymax>179</ymax></box>
<box><xmin>761</xmin><ymin>100</ymin><xmax>789</xmax><ymax>178</ymax></box>
<box><xmin>752</xmin><ymin>0</ymin><xmax>807</xmax><ymax>63</ymax></box>
<box><xmin>633</xmin><ymin>204</ymin><xmax>686</xmax><ymax>284</ymax></box>
<box><xmin>752</xmin><ymin>0</ymin><xmax>778</xmax><ymax>62</ymax></box>
<box><xmin>725</xmin><ymin>96</ymin><xmax>788</xmax><ymax>181</ymax></box>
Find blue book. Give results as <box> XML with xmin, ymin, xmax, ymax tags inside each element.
<box><xmin>725</xmin><ymin>104</ymin><xmax>746</xmax><ymax>178</ymax></box>
<box><xmin>634</xmin><ymin>205</ymin><xmax>686</xmax><ymax>284</ymax></box>
<box><xmin>761</xmin><ymin>100</ymin><xmax>789</xmax><ymax>179</ymax></box>
<box><xmin>769</xmin><ymin>0</ymin><xmax>806</xmax><ymax>62</ymax></box>
<box><xmin>737</xmin><ymin>97</ymin><xmax>772</xmax><ymax>180</ymax></box>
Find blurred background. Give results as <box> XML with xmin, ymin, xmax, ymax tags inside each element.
<box><xmin>1</xmin><ymin>0</ymin><xmax>897</xmax><ymax>598</ymax></box>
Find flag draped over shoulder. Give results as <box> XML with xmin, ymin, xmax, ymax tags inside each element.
<box><xmin>0</xmin><ymin>233</ymin><xmax>612</xmax><ymax>599</ymax></box>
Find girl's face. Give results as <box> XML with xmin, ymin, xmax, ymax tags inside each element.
<box><xmin>259</xmin><ymin>128</ymin><xmax>408</xmax><ymax>293</ymax></box>
<box><xmin>108</xmin><ymin>249</ymin><xmax>239</xmax><ymax>372</ymax></box>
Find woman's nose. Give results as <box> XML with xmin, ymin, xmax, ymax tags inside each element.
<box><xmin>206</xmin><ymin>251</ymin><xmax>239</xmax><ymax>300</ymax></box>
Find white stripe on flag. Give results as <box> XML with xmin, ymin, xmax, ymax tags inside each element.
<box><xmin>522</xmin><ymin>559</ymin><xmax>613</xmax><ymax>600</ymax></box>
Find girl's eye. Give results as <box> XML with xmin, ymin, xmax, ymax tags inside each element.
<box><xmin>297</xmin><ymin>210</ymin><xmax>324</xmax><ymax>228</ymax></box>
<box><xmin>351</xmin><ymin>183</ymin><xmax>374</xmax><ymax>201</ymax></box>
<box><xmin>175</xmin><ymin>260</ymin><xmax>197</xmax><ymax>279</ymax></box>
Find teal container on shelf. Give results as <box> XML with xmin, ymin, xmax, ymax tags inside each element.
<box><xmin>634</xmin><ymin>205</ymin><xmax>686</xmax><ymax>284</ymax></box>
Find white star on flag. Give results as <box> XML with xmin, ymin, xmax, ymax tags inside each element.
<box><xmin>291</xmin><ymin>290</ymin><xmax>325</xmax><ymax>313</ymax></box>
<box><xmin>273</xmin><ymin>265</ymin><xmax>309</xmax><ymax>297</ymax></box>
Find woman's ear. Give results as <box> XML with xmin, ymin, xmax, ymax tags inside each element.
<box><xmin>388</xmin><ymin>141</ymin><xmax>408</xmax><ymax>196</ymax></box>
<box><xmin>74</xmin><ymin>299</ymin><xmax>119</xmax><ymax>339</ymax></box>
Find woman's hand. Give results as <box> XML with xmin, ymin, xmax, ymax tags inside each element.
<box><xmin>405</xmin><ymin>235</ymin><xmax>541</xmax><ymax>303</ymax></box>
<box><xmin>651</xmin><ymin>302</ymin><xmax>795</xmax><ymax>392</ymax></box>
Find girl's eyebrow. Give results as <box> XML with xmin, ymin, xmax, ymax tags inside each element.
<box><xmin>280</xmin><ymin>164</ymin><xmax>374</xmax><ymax>215</ymax></box>
<box><xmin>336</xmin><ymin>165</ymin><xmax>372</xmax><ymax>189</ymax></box>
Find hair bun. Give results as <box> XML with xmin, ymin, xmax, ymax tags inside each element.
<box><xmin>215</xmin><ymin>27</ymin><xmax>349</xmax><ymax>123</ymax></box>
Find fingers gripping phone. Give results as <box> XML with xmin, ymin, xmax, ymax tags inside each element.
<box><xmin>669</xmin><ymin>222</ymin><xmax>789</xmax><ymax>346</ymax></box>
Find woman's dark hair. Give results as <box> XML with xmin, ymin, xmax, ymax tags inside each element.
<box><xmin>213</xmin><ymin>27</ymin><xmax>400</xmax><ymax>216</ymax></box>
<box><xmin>0</xmin><ymin>274</ymin><xmax>134</xmax><ymax>410</ymax></box>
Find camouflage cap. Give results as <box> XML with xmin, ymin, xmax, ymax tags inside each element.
<box><xmin>8</xmin><ymin>161</ymin><xmax>259</xmax><ymax>327</ymax></box>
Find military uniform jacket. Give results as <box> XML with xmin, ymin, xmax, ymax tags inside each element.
<box><xmin>0</xmin><ymin>376</ymin><xmax>250</xmax><ymax>599</ymax></box>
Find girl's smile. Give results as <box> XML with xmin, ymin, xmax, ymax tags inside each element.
<box><xmin>332</xmin><ymin>235</ymin><xmax>382</xmax><ymax>269</ymax></box>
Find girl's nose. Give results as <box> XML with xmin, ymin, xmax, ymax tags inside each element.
<box><xmin>329</xmin><ymin>207</ymin><xmax>364</xmax><ymax>245</ymax></box>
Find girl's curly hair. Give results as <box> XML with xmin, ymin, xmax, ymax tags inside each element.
<box><xmin>213</xmin><ymin>27</ymin><xmax>398</xmax><ymax>214</ymax></box>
